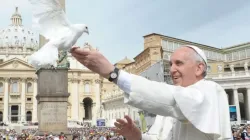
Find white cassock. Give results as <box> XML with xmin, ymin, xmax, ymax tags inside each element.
<box><xmin>117</xmin><ymin>70</ymin><xmax>232</xmax><ymax>140</ymax></box>
<box><xmin>142</xmin><ymin>115</ymin><xmax>174</xmax><ymax>140</ymax></box>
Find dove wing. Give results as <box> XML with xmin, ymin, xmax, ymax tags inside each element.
<box><xmin>29</xmin><ymin>0</ymin><xmax>71</xmax><ymax>40</ymax></box>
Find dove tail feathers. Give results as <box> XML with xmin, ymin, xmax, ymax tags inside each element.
<box><xmin>28</xmin><ymin>44</ymin><xmax>59</xmax><ymax>69</ymax></box>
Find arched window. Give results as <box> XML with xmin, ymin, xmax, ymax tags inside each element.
<box><xmin>26</xmin><ymin>82</ymin><xmax>32</xmax><ymax>93</ymax></box>
<box><xmin>84</xmin><ymin>82</ymin><xmax>90</xmax><ymax>93</ymax></box>
<box><xmin>0</xmin><ymin>111</ymin><xmax>2</xmax><ymax>122</ymax></box>
<box><xmin>11</xmin><ymin>80</ymin><xmax>18</xmax><ymax>93</ymax></box>
<box><xmin>26</xmin><ymin>111</ymin><xmax>32</xmax><ymax>122</ymax></box>
<box><xmin>0</xmin><ymin>82</ymin><xmax>3</xmax><ymax>93</ymax></box>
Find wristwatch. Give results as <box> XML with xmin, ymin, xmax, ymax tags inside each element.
<box><xmin>108</xmin><ymin>67</ymin><xmax>120</xmax><ymax>82</ymax></box>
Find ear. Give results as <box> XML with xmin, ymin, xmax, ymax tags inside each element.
<box><xmin>196</xmin><ymin>63</ymin><xmax>205</xmax><ymax>77</ymax></box>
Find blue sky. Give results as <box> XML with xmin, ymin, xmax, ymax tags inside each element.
<box><xmin>0</xmin><ymin>0</ymin><xmax>250</xmax><ymax>63</ymax></box>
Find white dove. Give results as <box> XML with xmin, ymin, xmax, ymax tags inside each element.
<box><xmin>28</xmin><ymin>0</ymin><xmax>89</xmax><ymax>69</ymax></box>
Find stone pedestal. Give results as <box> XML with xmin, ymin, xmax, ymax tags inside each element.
<box><xmin>36</xmin><ymin>68</ymin><xmax>71</xmax><ymax>139</ymax></box>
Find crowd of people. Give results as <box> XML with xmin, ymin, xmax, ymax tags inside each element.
<box><xmin>0</xmin><ymin>124</ymin><xmax>250</xmax><ymax>139</ymax></box>
<box><xmin>232</xmin><ymin>124</ymin><xmax>250</xmax><ymax>140</ymax></box>
<box><xmin>0</xmin><ymin>127</ymin><xmax>125</xmax><ymax>140</ymax></box>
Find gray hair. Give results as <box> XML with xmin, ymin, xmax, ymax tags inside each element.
<box><xmin>191</xmin><ymin>51</ymin><xmax>207</xmax><ymax>77</ymax></box>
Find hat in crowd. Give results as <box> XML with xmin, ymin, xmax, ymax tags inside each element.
<box><xmin>183</xmin><ymin>45</ymin><xmax>208</xmax><ymax>66</ymax></box>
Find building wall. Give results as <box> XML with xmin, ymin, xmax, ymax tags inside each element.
<box><xmin>101</xmin><ymin>90</ymin><xmax>140</xmax><ymax>127</ymax></box>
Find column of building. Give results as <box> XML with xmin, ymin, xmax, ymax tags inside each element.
<box><xmin>21</xmin><ymin>78</ymin><xmax>26</xmax><ymax>122</ymax></box>
<box><xmin>79</xmin><ymin>80</ymin><xmax>84</xmax><ymax>121</ymax></box>
<box><xmin>71</xmin><ymin>78</ymin><xmax>79</xmax><ymax>120</ymax></box>
<box><xmin>95</xmin><ymin>79</ymin><xmax>101</xmax><ymax>118</ymax></box>
<box><xmin>233</xmin><ymin>87</ymin><xmax>241</xmax><ymax>123</ymax></box>
<box><xmin>3</xmin><ymin>78</ymin><xmax>9</xmax><ymax>123</ymax></box>
<box><xmin>245</xmin><ymin>87</ymin><xmax>250</xmax><ymax>120</ymax></box>
<box><xmin>91</xmin><ymin>79</ymin><xmax>97</xmax><ymax>125</ymax></box>
<box><xmin>32</xmin><ymin>78</ymin><xmax>38</xmax><ymax>122</ymax></box>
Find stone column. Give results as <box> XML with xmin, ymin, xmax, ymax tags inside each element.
<box><xmin>245</xmin><ymin>88</ymin><xmax>250</xmax><ymax>120</ymax></box>
<box><xmin>92</xmin><ymin>102</ymin><xmax>96</xmax><ymax>125</ymax></box>
<box><xmin>71</xmin><ymin>79</ymin><xmax>79</xmax><ymax>121</ymax></box>
<box><xmin>32</xmin><ymin>78</ymin><xmax>38</xmax><ymax>122</ymax></box>
<box><xmin>21</xmin><ymin>78</ymin><xmax>26</xmax><ymax>122</ymax></box>
<box><xmin>8</xmin><ymin>105</ymin><xmax>11</xmax><ymax>122</ymax></box>
<box><xmin>230</xmin><ymin>64</ymin><xmax>235</xmax><ymax>76</ymax></box>
<box><xmin>233</xmin><ymin>88</ymin><xmax>241</xmax><ymax>123</ymax></box>
<box><xmin>3</xmin><ymin>78</ymin><xmax>9</xmax><ymax>123</ymax></box>
<box><xmin>95</xmin><ymin>79</ymin><xmax>101</xmax><ymax>119</ymax></box>
<box><xmin>36</xmin><ymin>68</ymin><xmax>71</xmax><ymax>138</ymax></box>
<box><xmin>79</xmin><ymin>103</ymin><xmax>84</xmax><ymax>121</ymax></box>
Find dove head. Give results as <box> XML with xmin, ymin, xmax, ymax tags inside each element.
<box><xmin>74</xmin><ymin>24</ymin><xmax>89</xmax><ymax>35</ymax></box>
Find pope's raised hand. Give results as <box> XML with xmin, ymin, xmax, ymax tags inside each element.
<box><xmin>111</xmin><ymin>115</ymin><xmax>141</xmax><ymax>140</ymax></box>
<box><xmin>70</xmin><ymin>46</ymin><xmax>114</xmax><ymax>79</ymax></box>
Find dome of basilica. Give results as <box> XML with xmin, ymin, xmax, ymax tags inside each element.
<box><xmin>0</xmin><ymin>7</ymin><xmax>38</xmax><ymax>52</ymax></box>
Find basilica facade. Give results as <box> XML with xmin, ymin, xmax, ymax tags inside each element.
<box><xmin>0</xmin><ymin>7</ymin><xmax>104</xmax><ymax>125</ymax></box>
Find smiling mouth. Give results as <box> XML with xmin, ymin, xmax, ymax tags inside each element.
<box><xmin>173</xmin><ymin>77</ymin><xmax>179</xmax><ymax>80</ymax></box>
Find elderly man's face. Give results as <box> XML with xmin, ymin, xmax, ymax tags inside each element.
<box><xmin>170</xmin><ymin>47</ymin><xmax>204</xmax><ymax>87</ymax></box>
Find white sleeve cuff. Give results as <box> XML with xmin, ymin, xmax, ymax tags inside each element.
<box><xmin>117</xmin><ymin>70</ymin><xmax>132</xmax><ymax>93</ymax></box>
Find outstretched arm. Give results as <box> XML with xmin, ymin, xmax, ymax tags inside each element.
<box><xmin>117</xmin><ymin>70</ymin><xmax>204</xmax><ymax>121</ymax></box>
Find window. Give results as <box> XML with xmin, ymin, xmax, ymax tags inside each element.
<box><xmin>26</xmin><ymin>111</ymin><xmax>32</xmax><ymax>121</ymax></box>
<box><xmin>204</xmin><ymin>50</ymin><xmax>209</xmax><ymax>57</ymax></box>
<box><xmin>0</xmin><ymin>82</ymin><xmax>3</xmax><ymax>93</ymax></box>
<box><xmin>11</xmin><ymin>80</ymin><xmax>18</xmax><ymax>93</ymax></box>
<box><xmin>0</xmin><ymin>112</ymin><xmax>2</xmax><ymax>122</ymax></box>
<box><xmin>212</xmin><ymin>52</ymin><xmax>217</xmax><ymax>59</ymax></box>
<box><xmin>240</xmin><ymin>50</ymin><xmax>246</xmax><ymax>59</ymax></box>
<box><xmin>26</xmin><ymin>82</ymin><xmax>32</xmax><ymax>93</ymax></box>
<box><xmin>247</xmin><ymin>49</ymin><xmax>250</xmax><ymax>58</ymax></box>
<box><xmin>27</xmin><ymin>98</ymin><xmax>31</xmax><ymax>101</ymax></box>
<box><xmin>221</xmin><ymin>54</ymin><xmax>225</xmax><ymax>61</ymax></box>
<box><xmin>161</xmin><ymin>40</ymin><xmax>167</xmax><ymax>50</ymax></box>
<box><xmin>233</xmin><ymin>52</ymin><xmax>239</xmax><ymax>60</ymax></box>
<box><xmin>226</xmin><ymin>53</ymin><xmax>232</xmax><ymax>61</ymax></box>
<box><xmin>0</xmin><ymin>98</ymin><xmax>2</xmax><ymax>101</ymax></box>
<box><xmin>168</xmin><ymin>41</ymin><xmax>174</xmax><ymax>51</ymax></box>
<box><xmin>207</xmin><ymin>65</ymin><xmax>211</xmax><ymax>72</ymax></box>
<box><xmin>84</xmin><ymin>83</ymin><xmax>90</xmax><ymax>93</ymax></box>
<box><xmin>173</xmin><ymin>43</ymin><xmax>179</xmax><ymax>50</ymax></box>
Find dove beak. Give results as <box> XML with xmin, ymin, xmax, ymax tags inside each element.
<box><xmin>86</xmin><ymin>30</ymin><xmax>89</xmax><ymax>35</ymax></box>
